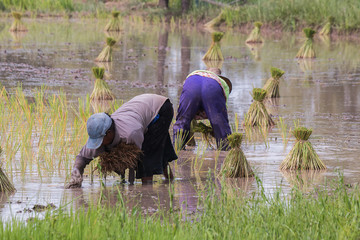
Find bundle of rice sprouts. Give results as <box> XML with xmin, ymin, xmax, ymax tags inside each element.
<box><xmin>90</xmin><ymin>67</ymin><xmax>115</xmax><ymax>101</ymax></box>
<box><xmin>203</xmin><ymin>59</ymin><xmax>223</xmax><ymax>70</ymax></box>
<box><xmin>243</xmin><ymin>88</ymin><xmax>275</xmax><ymax>127</ymax></box>
<box><xmin>105</xmin><ymin>11</ymin><xmax>121</xmax><ymax>32</ymax></box>
<box><xmin>202</xmin><ymin>32</ymin><xmax>224</xmax><ymax>61</ymax></box>
<box><xmin>9</xmin><ymin>12</ymin><xmax>27</xmax><ymax>32</ymax></box>
<box><xmin>193</xmin><ymin>121</ymin><xmax>215</xmax><ymax>147</ymax></box>
<box><xmin>263</xmin><ymin>67</ymin><xmax>285</xmax><ymax>98</ymax></box>
<box><xmin>280</xmin><ymin>127</ymin><xmax>326</xmax><ymax>170</ymax></box>
<box><xmin>204</xmin><ymin>11</ymin><xmax>225</xmax><ymax>29</ymax></box>
<box><xmin>319</xmin><ymin>16</ymin><xmax>335</xmax><ymax>36</ymax></box>
<box><xmin>0</xmin><ymin>147</ymin><xmax>16</xmax><ymax>194</ymax></box>
<box><xmin>245</xmin><ymin>22</ymin><xmax>263</xmax><ymax>44</ymax></box>
<box><xmin>296</xmin><ymin>28</ymin><xmax>316</xmax><ymax>59</ymax></box>
<box><xmin>91</xmin><ymin>99</ymin><xmax>114</xmax><ymax>113</ymax></box>
<box><xmin>99</xmin><ymin>142</ymin><xmax>142</xmax><ymax>176</ymax></box>
<box><xmin>95</xmin><ymin>37</ymin><xmax>116</xmax><ymax>62</ymax></box>
<box><xmin>221</xmin><ymin>133</ymin><xmax>253</xmax><ymax>178</ymax></box>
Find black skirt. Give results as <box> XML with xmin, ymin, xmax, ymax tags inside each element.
<box><xmin>136</xmin><ymin>99</ymin><xmax>178</xmax><ymax>178</ymax></box>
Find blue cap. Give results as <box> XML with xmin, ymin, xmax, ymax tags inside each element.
<box><xmin>86</xmin><ymin>112</ymin><xmax>112</xmax><ymax>149</ymax></box>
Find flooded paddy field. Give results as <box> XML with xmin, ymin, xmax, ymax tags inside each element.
<box><xmin>0</xmin><ymin>18</ymin><xmax>359</xmax><ymax>221</ymax></box>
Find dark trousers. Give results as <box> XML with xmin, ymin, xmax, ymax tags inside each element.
<box><xmin>173</xmin><ymin>75</ymin><xmax>232</xmax><ymax>149</ymax></box>
<box><xmin>136</xmin><ymin>99</ymin><xmax>178</xmax><ymax>178</ymax></box>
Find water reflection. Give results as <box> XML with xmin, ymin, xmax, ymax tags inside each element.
<box><xmin>281</xmin><ymin>170</ymin><xmax>325</xmax><ymax>192</ymax></box>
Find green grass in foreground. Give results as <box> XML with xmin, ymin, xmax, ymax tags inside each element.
<box><xmin>1</xmin><ymin>174</ymin><xmax>359</xmax><ymax>239</ymax></box>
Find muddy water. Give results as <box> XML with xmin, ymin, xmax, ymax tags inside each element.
<box><xmin>0</xmin><ymin>18</ymin><xmax>360</xmax><ymax>220</ymax></box>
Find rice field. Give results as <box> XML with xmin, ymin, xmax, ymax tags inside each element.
<box><xmin>0</xmin><ymin>17</ymin><xmax>359</xmax><ymax>238</ymax></box>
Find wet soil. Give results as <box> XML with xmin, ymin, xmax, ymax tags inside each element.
<box><xmin>0</xmin><ymin>19</ymin><xmax>359</xmax><ymax>221</ymax></box>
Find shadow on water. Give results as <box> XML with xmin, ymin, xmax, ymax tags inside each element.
<box><xmin>0</xmin><ymin>18</ymin><xmax>360</xmax><ymax>221</ymax></box>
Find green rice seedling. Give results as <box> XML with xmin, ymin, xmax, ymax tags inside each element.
<box><xmin>243</xmin><ymin>88</ymin><xmax>275</xmax><ymax>127</ymax></box>
<box><xmin>245</xmin><ymin>21</ymin><xmax>263</xmax><ymax>44</ymax></box>
<box><xmin>0</xmin><ymin>147</ymin><xmax>16</xmax><ymax>194</ymax></box>
<box><xmin>95</xmin><ymin>37</ymin><xmax>116</xmax><ymax>62</ymax></box>
<box><xmin>9</xmin><ymin>12</ymin><xmax>27</xmax><ymax>32</ymax></box>
<box><xmin>319</xmin><ymin>16</ymin><xmax>335</xmax><ymax>36</ymax></box>
<box><xmin>90</xmin><ymin>67</ymin><xmax>115</xmax><ymax>101</ymax></box>
<box><xmin>280</xmin><ymin>127</ymin><xmax>326</xmax><ymax>170</ymax></box>
<box><xmin>202</xmin><ymin>32</ymin><xmax>224</xmax><ymax>61</ymax></box>
<box><xmin>192</xmin><ymin>121</ymin><xmax>215</xmax><ymax>148</ymax></box>
<box><xmin>104</xmin><ymin>11</ymin><xmax>121</xmax><ymax>32</ymax></box>
<box><xmin>277</xmin><ymin>117</ymin><xmax>292</xmax><ymax>146</ymax></box>
<box><xmin>221</xmin><ymin>133</ymin><xmax>253</xmax><ymax>178</ymax></box>
<box><xmin>186</xmin><ymin>119</ymin><xmax>197</xmax><ymax>147</ymax></box>
<box><xmin>204</xmin><ymin>11</ymin><xmax>226</xmax><ymax>29</ymax></box>
<box><xmin>90</xmin><ymin>99</ymin><xmax>114</xmax><ymax>113</ymax></box>
<box><xmin>263</xmin><ymin>67</ymin><xmax>285</xmax><ymax>98</ymax></box>
<box><xmin>296</xmin><ymin>28</ymin><xmax>316</xmax><ymax>58</ymax></box>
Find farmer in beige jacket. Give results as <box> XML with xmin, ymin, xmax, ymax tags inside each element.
<box><xmin>66</xmin><ymin>94</ymin><xmax>177</xmax><ymax>188</ymax></box>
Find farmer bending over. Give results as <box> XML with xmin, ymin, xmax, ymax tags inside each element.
<box><xmin>173</xmin><ymin>68</ymin><xmax>232</xmax><ymax>150</ymax></box>
<box><xmin>66</xmin><ymin>94</ymin><xmax>178</xmax><ymax>188</ymax></box>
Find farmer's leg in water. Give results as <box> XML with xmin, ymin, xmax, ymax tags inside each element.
<box><xmin>138</xmin><ymin>99</ymin><xmax>177</xmax><ymax>183</ymax></box>
<box><xmin>201</xmin><ymin>78</ymin><xmax>232</xmax><ymax>150</ymax></box>
<box><xmin>173</xmin><ymin>75</ymin><xmax>203</xmax><ymax>148</ymax></box>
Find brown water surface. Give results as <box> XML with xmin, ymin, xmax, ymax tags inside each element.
<box><xmin>0</xmin><ymin>18</ymin><xmax>359</xmax><ymax>221</ymax></box>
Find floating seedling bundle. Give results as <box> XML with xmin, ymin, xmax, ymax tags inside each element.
<box><xmin>95</xmin><ymin>37</ymin><xmax>116</xmax><ymax>62</ymax></box>
<box><xmin>244</xmin><ymin>88</ymin><xmax>274</xmax><ymax>127</ymax></box>
<box><xmin>296</xmin><ymin>28</ymin><xmax>316</xmax><ymax>58</ymax></box>
<box><xmin>245</xmin><ymin>21</ymin><xmax>263</xmax><ymax>44</ymax></box>
<box><xmin>280</xmin><ymin>127</ymin><xmax>326</xmax><ymax>170</ymax></box>
<box><xmin>221</xmin><ymin>133</ymin><xmax>253</xmax><ymax>178</ymax></box>
<box><xmin>319</xmin><ymin>16</ymin><xmax>335</xmax><ymax>36</ymax></box>
<box><xmin>263</xmin><ymin>67</ymin><xmax>285</xmax><ymax>98</ymax></box>
<box><xmin>105</xmin><ymin>11</ymin><xmax>122</xmax><ymax>32</ymax></box>
<box><xmin>90</xmin><ymin>67</ymin><xmax>115</xmax><ymax>101</ymax></box>
<box><xmin>9</xmin><ymin>12</ymin><xmax>27</xmax><ymax>32</ymax></box>
<box><xmin>0</xmin><ymin>147</ymin><xmax>16</xmax><ymax>194</ymax></box>
<box><xmin>202</xmin><ymin>32</ymin><xmax>224</xmax><ymax>61</ymax></box>
<box><xmin>99</xmin><ymin>142</ymin><xmax>142</xmax><ymax>176</ymax></box>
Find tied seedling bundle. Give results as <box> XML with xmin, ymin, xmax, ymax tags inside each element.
<box><xmin>296</xmin><ymin>28</ymin><xmax>316</xmax><ymax>58</ymax></box>
<box><xmin>263</xmin><ymin>67</ymin><xmax>285</xmax><ymax>98</ymax></box>
<box><xmin>221</xmin><ymin>133</ymin><xmax>253</xmax><ymax>178</ymax></box>
<box><xmin>202</xmin><ymin>32</ymin><xmax>224</xmax><ymax>61</ymax></box>
<box><xmin>204</xmin><ymin>11</ymin><xmax>226</xmax><ymax>29</ymax></box>
<box><xmin>280</xmin><ymin>127</ymin><xmax>326</xmax><ymax>170</ymax></box>
<box><xmin>105</xmin><ymin>11</ymin><xmax>121</xmax><ymax>32</ymax></box>
<box><xmin>90</xmin><ymin>67</ymin><xmax>115</xmax><ymax>101</ymax></box>
<box><xmin>319</xmin><ymin>16</ymin><xmax>335</xmax><ymax>36</ymax></box>
<box><xmin>9</xmin><ymin>12</ymin><xmax>27</xmax><ymax>32</ymax></box>
<box><xmin>245</xmin><ymin>21</ymin><xmax>263</xmax><ymax>44</ymax></box>
<box><xmin>0</xmin><ymin>147</ymin><xmax>16</xmax><ymax>194</ymax></box>
<box><xmin>244</xmin><ymin>88</ymin><xmax>275</xmax><ymax>127</ymax></box>
<box><xmin>99</xmin><ymin>142</ymin><xmax>142</xmax><ymax>176</ymax></box>
<box><xmin>193</xmin><ymin>121</ymin><xmax>215</xmax><ymax>147</ymax></box>
<box><xmin>95</xmin><ymin>37</ymin><xmax>116</xmax><ymax>62</ymax></box>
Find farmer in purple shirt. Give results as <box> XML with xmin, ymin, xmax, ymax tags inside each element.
<box><xmin>173</xmin><ymin>68</ymin><xmax>232</xmax><ymax>150</ymax></box>
<box><xmin>66</xmin><ymin>94</ymin><xmax>177</xmax><ymax>188</ymax></box>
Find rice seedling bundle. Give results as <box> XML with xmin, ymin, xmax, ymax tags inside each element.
<box><xmin>280</xmin><ymin>127</ymin><xmax>326</xmax><ymax>170</ymax></box>
<box><xmin>90</xmin><ymin>67</ymin><xmax>115</xmax><ymax>101</ymax></box>
<box><xmin>95</xmin><ymin>37</ymin><xmax>116</xmax><ymax>62</ymax></box>
<box><xmin>263</xmin><ymin>67</ymin><xmax>285</xmax><ymax>98</ymax></box>
<box><xmin>296</xmin><ymin>28</ymin><xmax>316</xmax><ymax>58</ymax></box>
<box><xmin>192</xmin><ymin>122</ymin><xmax>215</xmax><ymax>147</ymax></box>
<box><xmin>99</xmin><ymin>142</ymin><xmax>142</xmax><ymax>176</ymax></box>
<box><xmin>105</xmin><ymin>11</ymin><xmax>122</xmax><ymax>32</ymax></box>
<box><xmin>319</xmin><ymin>16</ymin><xmax>335</xmax><ymax>36</ymax></box>
<box><xmin>221</xmin><ymin>133</ymin><xmax>253</xmax><ymax>178</ymax></box>
<box><xmin>202</xmin><ymin>32</ymin><xmax>224</xmax><ymax>61</ymax></box>
<box><xmin>204</xmin><ymin>11</ymin><xmax>226</xmax><ymax>29</ymax></box>
<box><xmin>9</xmin><ymin>12</ymin><xmax>27</xmax><ymax>32</ymax></box>
<box><xmin>0</xmin><ymin>147</ymin><xmax>16</xmax><ymax>194</ymax></box>
<box><xmin>245</xmin><ymin>21</ymin><xmax>263</xmax><ymax>43</ymax></box>
<box><xmin>243</xmin><ymin>88</ymin><xmax>275</xmax><ymax>127</ymax></box>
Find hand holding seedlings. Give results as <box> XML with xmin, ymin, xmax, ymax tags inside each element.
<box><xmin>65</xmin><ymin>94</ymin><xmax>177</xmax><ymax>188</ymax></box>
<box><xmin>173</xmin><ymin>68</ymin><xmax>232</xmax><ymax>151</ymax></box>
